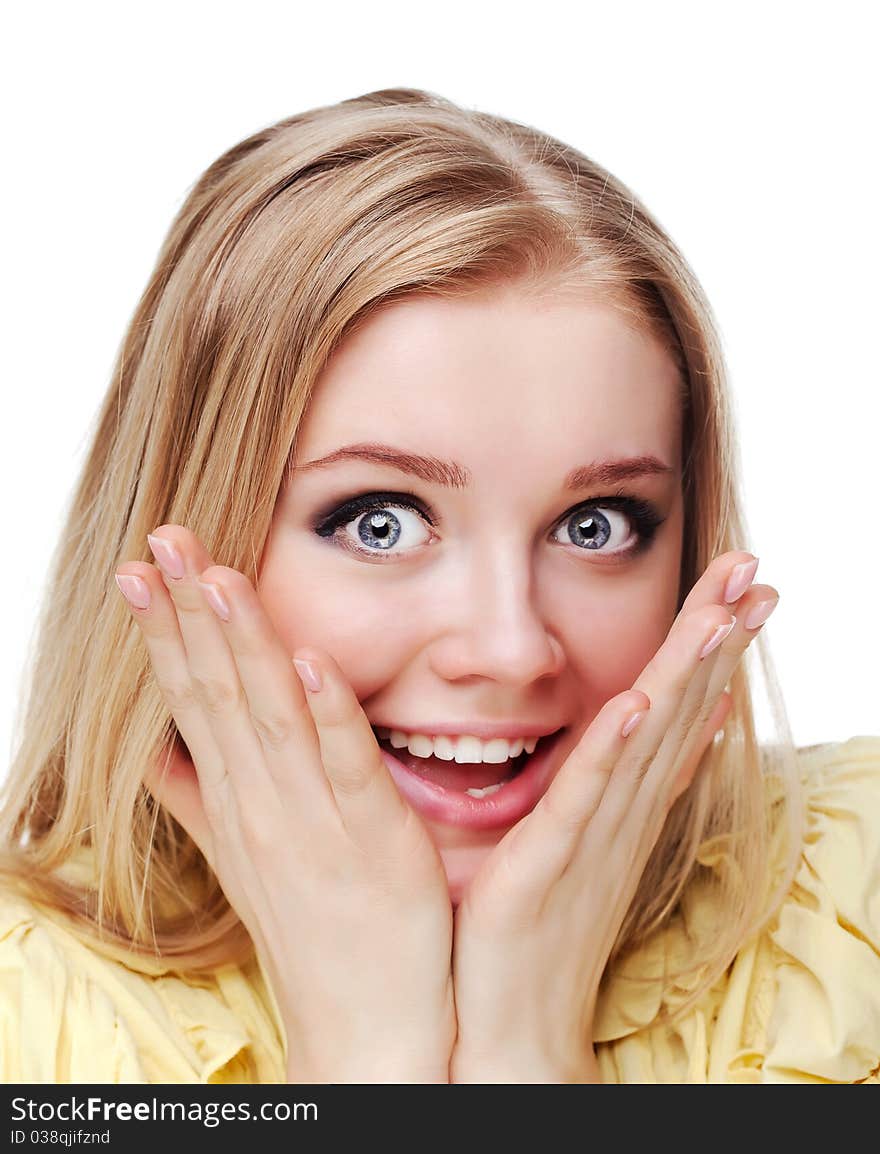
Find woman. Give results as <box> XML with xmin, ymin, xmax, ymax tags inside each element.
<box><xmin>1</xmin><ymin>87</ymin><xmax>877</xmax><ymax>1084</ymax></box>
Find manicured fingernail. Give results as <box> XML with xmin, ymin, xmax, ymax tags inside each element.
<box><xmin>621</xmin><ymin>710</ymin><xmax>647</xmax><ymax>738</ymax></box>
<box><xmin>294</xmin><ymin>658</ymin><xmax>323</xmax><ymax>693</ymax></box>
<box><xmin>724</xmin><ymin>557</ymin><xmax>759</xmax><ymax>603</ymax></box>
<box><xmin>115</xmin><ymin>573</ymin><xmax>151</xmax><ymax>610</ymax></box>
<box><xmin>147</xmin><ymin>534</ymin><xmax>185</xmax><ymax>579</ymax></box>
<box><xmin>744</xmin><ymin>597</ymin><xmax>779</xmax><ymax>630</ymax></box>
<box><xmin>197</xmin><ymin>580</ymin><xmax>230</xmax><ymax>621</ymax></box>
<box><xmin>700</xmin><ymin>616</ymin><xmax>736</xmax><ymax>660</ymax></box>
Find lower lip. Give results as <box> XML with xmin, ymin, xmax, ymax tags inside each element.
<box><xmin>378</xmin><ymin>729</ymin><xmax>567</xmax><ymax>831</ymax></box>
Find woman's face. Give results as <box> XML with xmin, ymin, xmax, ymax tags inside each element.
<box><xmin>258</xmin><ymin>281</ymin><xmax>685</xmax><ymax>904</ymax></box>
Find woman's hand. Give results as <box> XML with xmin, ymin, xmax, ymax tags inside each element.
<box><xmin>115</xmin><ymin>525</ymin><xmax>456</xmax><ymax>1084</ymax></box>
<box><xmin>448</xmin><ymin>551</ymin><xmax>777</xmax><ymax>1083</ymax></box>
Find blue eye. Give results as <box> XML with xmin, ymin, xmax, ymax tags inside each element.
<box><xmin>312</xmin><ymin>491</ymin><xmax>435</xmax><ymax>560</ymax></box>
<box><xmin>336</xmin><ymin>503</ymin><xmax>431</xmax><ymax>555</ymax></box>
<box><xmin>312</xmin><ymin>490</ymin><xmax>665</xmax><ymax>562</ymax></box>
<box><xmin>551</xmin><ymin>502</ymin><xmax>657</xmax><ymax>556</ymax></box>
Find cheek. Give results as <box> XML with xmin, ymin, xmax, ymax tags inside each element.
<box><xmin>579</xmin><ymin>601</ymin><xmax>669</xmax><ymax>676</ymax></box>
<box><xmin>256</xmin><ymin>527</ymin><xmax>416</xmax><ymax>672</ymax></box>
<box><xmin>559</xmin><ymin>568</ymin><xmax>680</xmax><ymax>705</ymax></box>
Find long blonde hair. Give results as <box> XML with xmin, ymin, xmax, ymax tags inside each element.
<box><xmin>0</xmin><ymin>87</ymin><xmax>803</xmax><ymax>1023</ymax></box>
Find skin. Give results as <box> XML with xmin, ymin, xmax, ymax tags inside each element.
<box><xmin>261</xmin><ymin>285</ymin><xmax>686</xmax><ymax>903</ymax></box>
<box><xmin>116</xmin><ymin>282</ymin><xmax>779</xmax><ymax>1081</ymax></box>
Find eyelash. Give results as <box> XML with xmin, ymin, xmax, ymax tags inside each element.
<box><xmin>311</xmin><ymin>489</ymin><xmax>667</xmax><ymax>564</ymax></box>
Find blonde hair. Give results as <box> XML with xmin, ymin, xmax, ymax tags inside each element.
<box><xmin>0</xmin><ymin>87</ymin><xmax>803</xmax><ymax>1026</ymax></box>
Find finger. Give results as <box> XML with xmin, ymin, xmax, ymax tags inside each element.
<box><xmin>115</xmin><ymin>560</ymin><xmax>228</xmax><ymax>795</ymax></box>
<box><xmin>195</xmin><ymin>563</ymin><xmax>336</xmax><ymax>814</ymax></box>
<box><xmin>291</xmin><ymin>646</ymin><xmax>413</xmax><ymax>852</ymax></box>
<box><xmin>679</xmin><ymin>550</ymin><xmax>760</xmax><ymax>616</ymax></box>
<box><xmin>589</xmin><ymin>604</ymin><xmax>737</xmax><ymax>839</ymax></box>
<box><xmin>645</xmin><ymin>581</ymin><xmax>779</xmax><ymax>817</ymax></box>
<box><xmin>667</xmin><ymin>690</ymin><xmax>732</xmax><ymax>807</ymax></box>
<box><xmin>147</xmin><ymin>528</ymin><xmax>334</xmax><ymax>835</ymax></box>
<box><xmin>610</xmin><ymin>549</ymin><xmax>762</xmax><ymax>815</ymax></box>
<box><xmin>501</xmin><ymin>689</ymin><xmax>652</xmax><ymax>898</ymax></box>
<box><xmin>700</xmin><ymin>583</ymin><xmax>779</xmax><ymax>708</ymax></box>
<box><xmin>145</xmin><ymin>527</ymin><xmax>278</xmax><ymax>808</ymax></box>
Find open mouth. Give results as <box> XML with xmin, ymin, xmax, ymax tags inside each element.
<box><xmin>372</xmin><ymin>726</ymin><xmax>569</xmax><ymax>831</ymax></box>
<box><xmin>371</xmin><ymin>727</ymin><xmax>564</xmax><ymax>796</ymax></box>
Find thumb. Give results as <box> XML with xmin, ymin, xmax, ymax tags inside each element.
<box><xmin>143</xmin><ymin>734</ymin><xmax>216</xmax><ymax>872</ymax></box>
<box><xmin>668</xmin><ymin>691</ymin><xmax>733</xmax><ymax>807</ymax></box>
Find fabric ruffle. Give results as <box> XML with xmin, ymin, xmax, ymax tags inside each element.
<box><xmin>0</xmin><ymin>890</ymin><xmax>286</xmax><ymax>1083</ymax></box>
<box><xmin>594</xmin><ymin>735</ymin><xmax>880</xmax><ymax>1083</ymax></box>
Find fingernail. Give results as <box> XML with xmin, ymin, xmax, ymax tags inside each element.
<box><xmin>700</xmin><ymin>616</ymin><xmax>736</xmax><ymax>660</ymax></box>
<box><xmin>115</xmin><ymin>573</ymin><xmax>151</xmax><ymax>610</ymax></box>
<box><xmin>293</xmin><ymin>658</ymin><xmax>323</xmax><ymax>693</ymax></box>
<box><xmin>147</xmin><ymin>534</ymin><xmax>185</xmax><ymax>579</ymax></box>
<box><xmin>621</xmin><ymin>710</ymin><xmax>647</xmax><ymax>738</ymax></box>
<box><xmin>197</xmin><ymin>580</ymin><xmax>230</xmax><ymax>621</ymax></box>
<box><xmin>744</xmin><ymin>597</ymin><xmax>779</xmax><ymax>631</ymax></box>
<box><xmin>723</xmin><ymin>557</ymin><xmax>759</xmax><ymax>603</ymax></box>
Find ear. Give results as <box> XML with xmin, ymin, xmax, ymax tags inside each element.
<box><xmin>668</xmin><ymin>691</ymin><xmax>733</xmax><ymax>807</ymax></box>
<box><xmin>143</xmin><ymin>734</ymin><xmax>216</xmax><ymax>871</ymax></box>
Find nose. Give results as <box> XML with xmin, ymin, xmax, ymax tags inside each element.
<box><xmin>426</xmin><ymin>539</ymin><xmax>565</xmax><ymax>685</ymax></box>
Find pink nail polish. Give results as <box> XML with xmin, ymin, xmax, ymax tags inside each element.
<box><xmin>744</xmin><ymin>598</ymin><xmax>779</xmax><ymax>630</ymax></box>
<box><xmin>724</xmin><ymin>557</ymin><xmax>759</xmax><ymax>604</ymax></box>
<box><xmin>294</xmin><ymin>658</ymin><xmax>323</xmax><ymax>693</ymax></box>
<box><xmin>700</xmin><ymin>617</ymin><xmax>736</xmax><ymax>660</ymax></box>
<box><xmin>115</xmin><ymin>573</ymin><xmax>151</xmax><ymax>610</ymax></box>
<box><xmin>621</xmin><ymin>710</ymin><xmax>647</xmax><ymax>738</ymax></box>
<box><xmin>198</xmin><ymin>580</ymin><xmax>230</xmax><ymax>621</ymax></box>
<box><xmin>147</xmin><ymin>534</ymin><xmax>185</xmax><ymax>579</ymax></box>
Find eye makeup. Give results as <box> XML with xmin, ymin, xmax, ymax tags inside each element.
<box><xmin>312</xmin><ymin>490</ymin><xmax>436</xmax><ymax>536</ymax></box>
<box><xmin>554</xmin><ymin>493</ymin><xmax>666</xmax><ymax>561</ymax></box>
<box><xmin>310</xmin><ymin>488</ymin><xmax>667</xmax><ymax>563</ymax></box>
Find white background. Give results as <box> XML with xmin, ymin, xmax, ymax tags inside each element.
<box><xmin>2</xmin><ymin>1</ymin><xmax>877</xmax><ymax>780</ymax></box>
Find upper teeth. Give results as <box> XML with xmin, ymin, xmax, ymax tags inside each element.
<box><xmin>374</xmin><ymin>728</ymin><xmax>540</xmax><ymax>763</ymax></box>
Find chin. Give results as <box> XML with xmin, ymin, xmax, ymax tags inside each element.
<box><xmin>420</xmin><ymin>724</ymin><xmax>588</xmax><ymax>907</ymax></box>
<box><xmin>439</xmin><ymin>841</ymin><xmax>497</xmax><ymax>908</ymax></box>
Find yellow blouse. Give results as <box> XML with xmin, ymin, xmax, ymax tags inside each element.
<box><xmin>0</xmin><ymin>735</ymin><xmax>878</xmax><ymax>1084</ymax></box>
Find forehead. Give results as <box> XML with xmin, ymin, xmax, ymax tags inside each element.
<box><xmin>297</xmin><ymin>285</ymin><xmax>683</xmax><ymax>474</ymax></box>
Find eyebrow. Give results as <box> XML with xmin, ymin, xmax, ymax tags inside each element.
<box><xmin>292</xmin><ymin>442</ymin><xmax>675</xmax><ymax>490</ymax></box>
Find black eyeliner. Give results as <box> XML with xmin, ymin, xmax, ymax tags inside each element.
<box><xmin>560</xmin><ymin>494</ymin><xmax>667</xmax><ymax>554</ymax></box>
<box><xmin>311</xmin><ymin>488</ymin><xmax>666</xmax><ymax>556</ymax></box>
<box><xmin>312</xmin><ymin>490</ymin><xmax>435</xmax><ymax>538</ymax></box>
